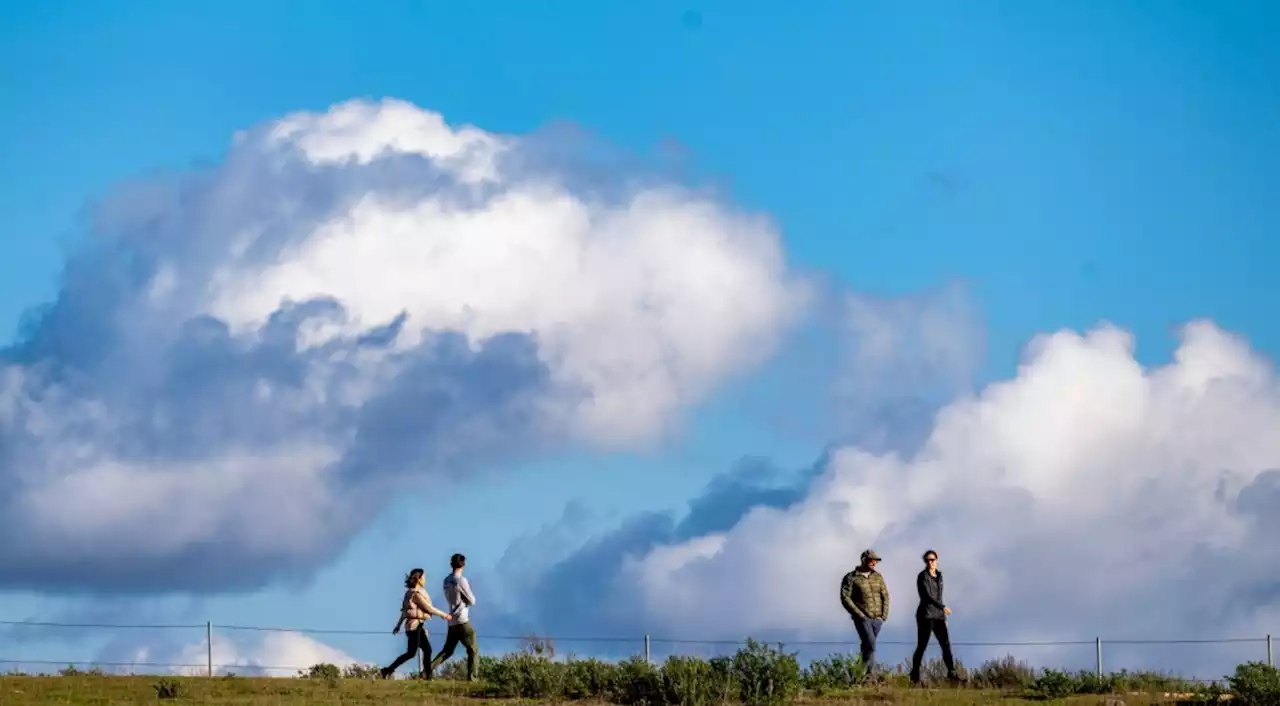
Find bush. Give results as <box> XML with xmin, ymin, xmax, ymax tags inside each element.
<box><xmin>969</xmin><ymin>655</ymin><xmax>1036</xmax><ymax>689</ymax></box>
<box><xmin>563</xmin><ymin>658</ymin><xmax>621</xmax><ymax>700</ymax></box>
<box><xmin>802</xmin><ymin>653</ymin><xmax>864</xmax><ymax>693</ymax></box>
<box><xmin>1026</xmin><ymin>668</ymin><xmax>1079</xmax><ymax>699</ymax></box>
<box><xmin>58</xmin><ymin>665</ymin><xmax>105</xmax><ymax>677</ymax></box>
<box><xmin>438</xmin><ymin>654</ymin><xmax>500</xmax><ymax>680</ymax></box>
<box><xmin>342</xmin><ymin>663</ymin><xmax>380</xmax><ymax>679</ymax></box>
<box><xmin>1107</xmin><ymin>669</ymin><xmax>1195</xmax><ymax>694</ymax></box>
<box><xmin>483</xmin><ymin>652</ymin><xmax>565</xmax><ymax>698</ymax></box>
<box><xmin>614</xmin><ymin>655</ymin><xmax>663</xmax><ymax>705</ymax></box>
<box><xmin>300</xmin><ymin>662</ymin><xmax>340</xmax><ymax>680</ymax></box>
<box><xmin>916</xmin><ymin>656</ymin><xmax>968</xmax><ymax>684</ymax></box>
<box><xmin>1227</xmin><ymin>662</ymin><xmax>1280</xmax><ymax>706</ymax></box>
<box><xmin>729</xmin><ymin>639</ymin><xmax>801</xmax><ymax>706</ymax></box>
<box><xmin>152</xmin><ymin>678</ymin><xmax>184</xmax><ymax>699</ymax></box>
<box><xmin>661</xmin><ymin>654</ymin><xmax>735</xmax><ymax>706</ymax></box>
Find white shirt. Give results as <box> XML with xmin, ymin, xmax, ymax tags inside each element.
<box><xmin>442</xmin><ymin>573</ymin><xmax>476</xmax><ymax>626</ymax></box>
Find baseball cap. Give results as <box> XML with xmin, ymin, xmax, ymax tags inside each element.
<box><xmin>861</xmin><ymin>549</ymin><xmax>883</xmax><ymax>562</ymax></box>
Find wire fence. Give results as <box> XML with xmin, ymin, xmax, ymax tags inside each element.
<box><xmin>0</xmin><ymin>619</ymin><xmax>1274</xmax><ymax>681</ymax></box>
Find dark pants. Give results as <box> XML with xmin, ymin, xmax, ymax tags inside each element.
<box><xmin>910</xmin><ymin>616</ymin><xmax>956</xmax><ymax>681</ymax></box>
<box><xmin>383</xmin><ymin>625</ymin><xmax>432</xmax><ymax>677</ymax></box>
<box><xmin>429</xmin><ymin>622</ymin><xmax>479</xmax><ymax>680</ymax></box>
<box><xmin>852</xmin><ymin>616</ymin><xmax>883</xmax><ymax>674</ymax></box>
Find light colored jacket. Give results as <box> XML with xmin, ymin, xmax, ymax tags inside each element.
<box><xmin>442</xmin><ymin>574</ymin><xmax>476</xmax><ymax>626</ymax></box>
<box><xmin>401</xmin><ymin>587</ymin><xmax>435</xmax><ymax>631</ymax></box>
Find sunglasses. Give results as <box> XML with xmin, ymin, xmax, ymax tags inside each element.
<box><xmin>925</xmin><ymin>557</ymin><xmax>938</xmax><ymax>562</ymax></box>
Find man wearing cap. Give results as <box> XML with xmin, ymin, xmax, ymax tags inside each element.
<box><xmin>840</xmin><ymin>549</ymin><xmax>890</xmax><ymax>678</ymax></box>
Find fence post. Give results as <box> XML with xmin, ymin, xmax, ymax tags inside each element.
<box><xmin>1095</xmin><ymin>637</ymin><xmax>1103</xmax><ymax>677</ymax></box>
<box><xmin>644</xmin><ymin>634</ymin><xmax>651</xmax><ymax>663</ymax></box>
<box><xmin>1268</xmin><ymin>634</ymin><xmax>1273</xmax><ymax>668</ymax></box>
<box><xmin>206</xmin><ymin>622</ymin><xmax>213</xmax><ymax>677</ymax></box>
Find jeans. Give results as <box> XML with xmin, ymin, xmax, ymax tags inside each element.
<box><xmin>429</xmin><ymin>622</ymin><xmax>480</xmax><ymax>680</ymax></box>
<box><xmin>852</xmin><ymin>616</ymin><xmax>883</xmax><ymax>674</ymax></box>
<box><xmin>383</xmin><ymin>626</ymin><xmax>431</xmax><ymax>677</ymax></box>
<box><xmin>910</xmin><ymin>616</ymin><xmax>957</xmax><ymax>681</ymax></box>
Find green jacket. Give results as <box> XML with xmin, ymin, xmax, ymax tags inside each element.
<box><xmin>840</xmin><ymin>569</ymin><xmax>889</xmax><ymax>621</ymax></box>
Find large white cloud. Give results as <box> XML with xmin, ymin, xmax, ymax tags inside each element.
<box><xmin>501</xmin><ymin>319</ymin><xmax>1280</xmax><ymax>673</ymax></box>
<box><xmin>0</xmin><ymin>98</ymin><xmax>807</xmax><ymax>592</ymax></box>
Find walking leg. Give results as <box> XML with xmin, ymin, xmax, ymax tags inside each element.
<box><xmin>460</xmin><ymin>623</ymin><xmax>479</xmax><ymax>681</ymax></box>
<box><xmin>933</xmin><ymin>620</ymin><xmax>959</xmax><ymax>679</ymax></box>
<box><xmin>910</xmin><ymin>616</ymin><xmax>932</xmax><ymax>683</ymax></box>
<box><xmin>429</xmin><ymin>625</ymin><xmax>461</xmax><ymax>673</ymax></box>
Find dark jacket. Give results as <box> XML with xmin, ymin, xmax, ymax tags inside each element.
<box><xmin>840</xmin><ymin>569</ymin><xmax>890</xmax><ymax>621</ymax></box>
<box><xmin>916</xmin><ymin>569</ymin><xmax>946</xmax><ymax>620</ymax></box>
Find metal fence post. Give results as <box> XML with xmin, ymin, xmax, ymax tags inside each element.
<box><xmin>644</xmin><ymin>634</ymin><xmax>651</xmax><ymax>663</ymax></box>
<box><xmin>1268</xmin><ymin>634</ymin><xmax>1273</xmax><ymax>668</ymax></box>
<box><xmin>1095</xmin><ymin>637</ymin><xmax>1102</xmax><ymax>677</ymax></box>
<box><xmin>206</xmin><ymin>622</ymin><xmax>213</xmax><ymax>677</ymax></box>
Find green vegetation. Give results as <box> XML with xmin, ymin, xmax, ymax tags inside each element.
<box><xmin>4</xmin><ymin>645</ymin><xmax>1279</xmax><ymax>705</ymax></box>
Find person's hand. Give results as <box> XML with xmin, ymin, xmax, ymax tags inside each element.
<box><xmin>392</xmin><ymin>626</ymin><xmax>401</xmax><ymax>635</ymax></box>
<box><xmin>943</xmin><ymin>607</ymin><xmax>952</xmax><ymax>615</ymax></box>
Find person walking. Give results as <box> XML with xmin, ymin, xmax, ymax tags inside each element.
<box><xmin>840</xmin><ymin>549</ymin><xmax>890</xmax><ymax>679</ymax></box>
<box><xmin>428</xmin><ymin>553</ymin><xmax>480</xmax><ymax>681</ymax></box>
<box><xmin>910</xmin><ymin>549</ymin><xmax>961</xmax><ymax>685</ymax></box>
<box><xmin>381</xmin><ymin>568</ymin><xmax>451</xmax><ymax>679</ymax></box>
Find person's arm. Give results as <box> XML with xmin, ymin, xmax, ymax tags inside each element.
<box><xmin>917</xmin><ymin>572</ymin><xmax>946</xmax><ymax>611</ymax></box>
<box><xmin>879</xmin><ymin>576</ymin><xmax>890</xmax><ymax>621</ymax></box>
<box><xmin>413</xmin><ymin>591</ymin><xmax>451</xmax><ymax>620</ymax></box>
<box><xmin>840</xmin><ymin>574</ymin><xmax>867</xmax><ymax>619</ymax></box>
<box><xmin>392</xmin><ymin>615</ymin><xmax>405</xmax><ymax>634</ymax></box>
<box><xmin>457</xmin><ymin>577</ymin><xmax>476</xmax><ymax>606</ymax></box>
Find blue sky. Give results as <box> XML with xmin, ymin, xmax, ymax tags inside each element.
<box><xmin>2</xmin><ymin>0</ymin><xmax>1279</xmax><ymax>676</ymax></box>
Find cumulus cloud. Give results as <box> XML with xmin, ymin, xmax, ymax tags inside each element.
<box><xmin>496</xmin><ymin>320</ymin><xmax>1280</xmax><ymax>674</ymax></box>
<box><xmin>115</xmin><ymin>631</ymin><xmax>358</xmax><ymax>677</ymax></box>
<box><xmin>0</xmin><ymin>98</ymin><xmax>807</xmax><ymax>593</ymax></box>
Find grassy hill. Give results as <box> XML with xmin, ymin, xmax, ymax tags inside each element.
<box><xmin>0</xmin><ymin>675</ymin><xmax>1198</xmax><ymax>706</ymax></box>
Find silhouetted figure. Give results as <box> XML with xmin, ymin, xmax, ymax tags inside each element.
<box><xmin>910</xmin><ymin>549</ymin><xmax>961</xmax><ymax>685</ymax></box>
<box><xmin>840</xmin><ymin>549</ymin><xmax>890</xmax><ymax>679</ymax></box>
<box><xmin>429</xmin><ymin>553</ymin><xmax>480</xmax><ymax>681</ymax></box>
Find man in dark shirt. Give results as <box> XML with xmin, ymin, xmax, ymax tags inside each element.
<box><xmin>840</xmin><ymin>549</ymin><xmax>889</xmax><ymax>678</ymax></box>
<box><xmin>910</xmin><ymin>549</ymin><xmax>960</xmax><ymax>685</ymax></box>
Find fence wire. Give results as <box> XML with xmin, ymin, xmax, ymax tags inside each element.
<box><xmin>0</xmin><ymin>618</ymin><xmax>1273</xmax><ymax>681</ymax></box>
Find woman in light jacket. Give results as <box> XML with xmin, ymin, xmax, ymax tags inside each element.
<box><xmin>380</xmin><ymin>568</ymin><xmax>451</xmax><ymax>679</ymax></box>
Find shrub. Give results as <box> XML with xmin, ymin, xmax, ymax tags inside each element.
<box><xmin>563</xmin><ymin>658</ymin><xmax>621</xmax><ymax>700</ymax></box>
<box><xmin>916</xmin><ymin>656</ymin><xmax>968</xmax><ymax>684</ymax></box>
<box><xmin>614</xmin><ymin>655</ymin><xmax>663</xmax><ymax>705</ymax></box>
<box><xmin>1026</xmin><ymin>668</ymin><xmax>1079</xmax><ymax>699</ymax></box>
<box><xmin>729</xmin><ymin>639</ymin><xmax>801</xmax><ymax>706</ymax></box>
<box><xmin>802</xmin><ymin>653</ymin><xmax>864</xmax><ymax>693</ymax></box>
<box><xmin>483</xmin><ymin>652</ymin><xmax>564</xmax><ymax>698</ymax></box>
<box><xmin>661</xmin><ymin>654</ymin><xmax>735</xmax><ymax>706</ymax></box>
<box><xmin>152</xmin><ymin>678</ymin><xmax>184</xmax><ymax>699</ymax></box>
<box><xmin>342</xmin><ymin>663</ymin><xmax>380</xmax><ymax>679</ymax></box>
<box><xmin>59</xmin><ymin>665</ymin><xmax>106</xmax><ymax>676</ymax></box>
<box><xmin>969</xmin><ymin>655</ymin><xmax>1036</xmax><ymax>689</ymax></box>
<box><xmin>300</xmin><ymin>662</ymin><xmax>341</xmax><ymax>681</ymax></box>
<box><xmin>438</xmin><ymin>654</ymin><xmax>499</xmax><ymax>680</ymax></box>
<box><xmin>1106</xmin><ymin>669</ymin><xmax>1192</xmax><ymax>693</ymax></box>
<box><xmin>1227</xmin><ymin>662</ymin><xmax>1280</xmax><ymax>706</ymax></box>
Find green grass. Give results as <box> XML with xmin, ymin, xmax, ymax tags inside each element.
<box><xmin>0</xmin><ymin>675</ymin><xmax>1199</xmax><ymax>706</ymax></box>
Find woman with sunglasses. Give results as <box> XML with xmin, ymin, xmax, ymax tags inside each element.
<box><xmin>910</xmin><ymin>549</ymin><xmax>961</xmax><ymax>685</ymax></box>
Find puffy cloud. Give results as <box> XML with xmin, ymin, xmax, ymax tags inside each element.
<box><xmin>497</xmin><ymin>320</ymin><xmax>1280</xmax><ymax>674</ymax></box>
<box><xmin>0</xmin><ymin>98</ymin><xmax>807</xmax><ymax>593</ymax></box>
<box><xmin>117</xmin><ymin>631</ymin><xmax>358</xmax><ymax>677</ymax></box>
